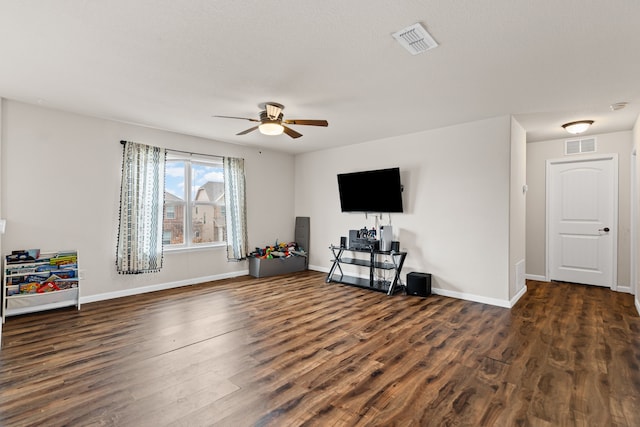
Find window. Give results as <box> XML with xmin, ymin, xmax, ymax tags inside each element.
<box><xmin>165</xmin><ymin>206</ymin><xmax>176</xmax><ymax>220</ymax></box>
<box><xmin>163</xmin><ymin>152</ymin><xmax>226</xmax><ymax>248</ymax></box>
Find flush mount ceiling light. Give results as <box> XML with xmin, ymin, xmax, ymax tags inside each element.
<box><xmin>562</xmin><ymin>120</ymin><xmax>594</xmax><ymax>135</ymax></box>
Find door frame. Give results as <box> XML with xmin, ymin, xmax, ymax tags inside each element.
<box><xmin>545</xmin><ymin>153</ymin><xmax>619</xmax><ymax>289</ymax></box>
<box><xmin>631</xmin><ymin>147</ymin><xmax>637</xmax><ymax>296</ymax></box>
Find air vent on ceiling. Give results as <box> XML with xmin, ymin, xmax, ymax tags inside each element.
<box><xmin>565</xmin><ymin>137</ymin><xmax>597</xmax><ymax>155</ymax></box>
<box><xmin>392</xmin><ymin>23</ymin><xmax>438</xmax><ymax>55</ymax></box>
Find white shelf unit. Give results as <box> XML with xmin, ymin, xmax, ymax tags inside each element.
<box><xmin>2</xmin><ymin>250</ymin><xmax>80</xmax><ymax>323</ymax></box>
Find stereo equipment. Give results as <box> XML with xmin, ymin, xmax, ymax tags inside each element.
<box><xmin>350</xmin><ymin>238</ymin><xmax>379</xmax><ymax>251</ymax></box>
<box><xmin>340</xmin><ymin>236</ymin><xmax>347</xmax><ymax>248</ymax></box>
<box><xmin>348</xmin><ymin>229</ymin><xmax>379</xmax><ymax>250</ymax></box>
<box><xmin>391</xmin><ymin>241</ymin><xmax>400</xmax><ymax>252</ymax></box>
<box><xmin>406</xmin><ymin>272</ymin><xmax>431</xmax><ymax>297</ymax></box>
<box><xmin>348</xmin><ymin>230</ymin><xmax>359</xmax><ymax>247</ymax></box>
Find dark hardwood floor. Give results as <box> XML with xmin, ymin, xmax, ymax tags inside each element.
<box><xmin>1</xmin><ymin>271</ymin><xmax>639</xmax><ymax>426</ymax></box>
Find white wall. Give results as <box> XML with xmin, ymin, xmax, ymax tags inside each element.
<box><xmin>526</xmin><ymin>131</ymin><xmax>632</xmax><ymax>288</ymax></box>
<box><xmin>633</xmin><ymin>115</ymin><xmax>640</xmax><ymax>314</ymax></box>
<box><xmin>0</xmin><ymin>99</ymin><xmax>3</xmax><ymax>345</ymax></box>
<box><xmin>509</xmin><ymin>118</ymin><xmax>527</xmax><ymax>300</ymax></box>
<box><xmin>295</xmin><ymin>115</ymin><xmax>515</xmax><ymax>306</ymax></box>
<box><xmin>1</xmin><ymin>100</ymin><xmax>296</xmax><ymax>301</ymax></box>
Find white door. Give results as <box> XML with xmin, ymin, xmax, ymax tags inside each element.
<box><xmin>547</xmin><ymin>155</ymin><xmax>617</xmax><ymax>288</ymax></box>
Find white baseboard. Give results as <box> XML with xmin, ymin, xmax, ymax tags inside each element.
<box><xmin>80</xmin><ymin>270</ymin><xmax>249</xmax><ymax>304</ymax></box>
<box><xmin>510</xmin><ymin>285</ymin><xmax>528</xmax><ymax>307</ymax></box>
<box><xmin>431</xmin><ymin>288</ymin><xmax>511</xmax><ymax>308</ymax></box>
<box><xmin>525</xmin><ymin>274</ymin><xmax>548</xmax><ymax>282</ymax></box>
<box><xmin>309</xmin><ymin>265</ymin><xmax>329</xmax><ymax>274</ymax></box>
<box><xmin>616</xmin><ymin>285</ymin><xmax>632</xmax><ymax>294</ymax></box>
<box><xmin>636</xmin><ymin>297</ymin><xmax>640</xmax><ymax>316</ymax></box>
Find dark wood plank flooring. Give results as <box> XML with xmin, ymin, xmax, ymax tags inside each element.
<box><xmin>1</xmin><ymin>271</ymin><xmax>639</xmax><ymax>426</ymax></box>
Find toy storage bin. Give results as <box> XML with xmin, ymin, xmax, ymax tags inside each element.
<box><xmin>249</xmin><ymin>256</ymin><xmax>306</xmax><ymax>278</ymax></box>
<box><xmin>248</xmin><ymin>216</ymin><xmax>309</xmax><ymax>278</ymax></box>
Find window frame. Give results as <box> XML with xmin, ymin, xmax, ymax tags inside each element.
<box><xmin>163</xmin><ymin>151</ymin><xmax>226</xmax><ymax>252</ymax></box>
<box><xmin>165</xmin><ymin>205</ymin><xmax>176</xmax><ymax>220</ymax></box>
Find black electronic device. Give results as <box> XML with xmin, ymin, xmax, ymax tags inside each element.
<box><xmin>407</xmin><ymin>272</ymin><xmax>431</xmax><ymax>297</ymax></box>
<box><xmin>350</xmin><ymin>238</ymin><xmax>379</xmax><ymax>251</ymax></box>
<box><xmin>348</xmin><ymin>229</ymin><xmax>379</xmax><ymax>250</ymax></box>
<box><xmin>348</xmin><ymin>230</ymin><xmax>359</xmax><ymax>247</ymax></box>
<box><xmin>337</xmin><ymin>167</ymin><xmax>403</xmax><ymax>213</ymax></box>
<box><xmin>340</xmin><ymin>236</ymin><xmax>347</xmax><ymax>248</ymax></box>
<box><xmin>391</xmin><ymin>241</ymin><xmax>400</xmax><ymax>252</ymax></box>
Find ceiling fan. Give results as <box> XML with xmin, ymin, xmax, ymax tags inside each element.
<box><xmin>214</xmin><ymin>102</ymin><xmax>328</xmax><ymax>139</ymax></box>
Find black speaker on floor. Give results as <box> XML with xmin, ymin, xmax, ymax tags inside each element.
<box><xmin>406</xmin><ymin>272</ymin><xmax>431</xmax><ymax>297</ymax></box>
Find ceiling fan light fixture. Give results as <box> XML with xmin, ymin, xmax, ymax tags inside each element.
<box><xmin>562</xmin><ymin>120</ymin><xmax>594</xmax><ymax>135</ymax></box>
<box><xmin>215</xmin><ymin>102</ymin><xmax>327</xmax><ymax>139</ymax></box>
<box><xmin>259</xmin><ymin>122</ymin><xmax>284</xmax><ymax>136</ymax></box>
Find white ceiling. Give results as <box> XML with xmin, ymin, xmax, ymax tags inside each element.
<box><xmin>1</xmin><ymin>1</ymin><xmax>639</xmax><ymax>154</ymax></box>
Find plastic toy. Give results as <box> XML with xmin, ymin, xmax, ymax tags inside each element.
<box><xmin>20</xmin><ymin>283</ymin><xmax>40</xmax><ymax>294</ymax></box>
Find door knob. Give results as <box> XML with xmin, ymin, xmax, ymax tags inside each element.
<box><xmin>599</xmin><ymin>227</ymin><xmax>610</xmax><ymax>232</ymax></box>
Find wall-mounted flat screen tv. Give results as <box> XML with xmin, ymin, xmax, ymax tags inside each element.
<box><xmin>337</xmin><ymin>167</ymin><xmax>404</xmax><ymax>213</ymax></box>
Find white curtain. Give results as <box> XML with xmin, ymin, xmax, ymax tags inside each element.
<box><xmin>224</xmin><ymin>157</ymin><xmax>248</xmax><ymax>261</ymax></box>
<box><xmin>116</xmin><ymin>141</ymin><xmax>166</xmax><ymax>274</ymax></box>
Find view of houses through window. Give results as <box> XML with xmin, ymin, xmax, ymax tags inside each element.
<box><xmin>163</xmin><ymin>153</ymin><xmax>226</xmax><ymax>248</ymax></box>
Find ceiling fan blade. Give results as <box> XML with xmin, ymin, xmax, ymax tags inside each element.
<box><xmin>283</xmin><ymin>119</ymin><xmax>328</xmax><ymax>127</ymax></box>
<box><xmin>213</xmin><ymin>115</ymin><xmax>260</xmax><ymax>122</ymax></box>
<box><xmin>237</xmin><ymin>125</ymin><xmax>259</xmax><ymax>136</ymax></box>
<box><xmin>282</xmin><ymin>125</ymin><xmax>303</xmax><ymax>139</ymax></box>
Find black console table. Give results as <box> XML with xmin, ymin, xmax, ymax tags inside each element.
<box><xmin>326</xmin><ymin>245</ymin><xmax>407</xmax><ymax>295</ymax></box>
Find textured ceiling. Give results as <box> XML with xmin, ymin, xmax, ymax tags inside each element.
<box><xmin>1</xmin><ymin>1</ymin><xmax>639</xmax><ymax>154</ymax></box>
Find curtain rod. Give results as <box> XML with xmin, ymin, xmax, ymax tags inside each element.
<box><xmin>119</xmin><ymin>140</ymin><xmax>244</xmax><ymax>160</ymax></box>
